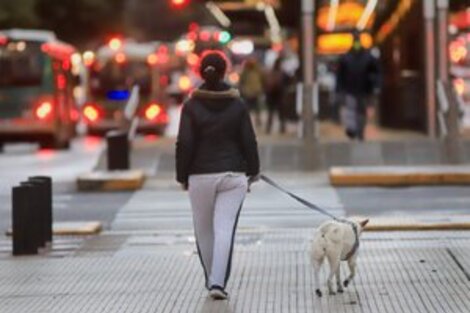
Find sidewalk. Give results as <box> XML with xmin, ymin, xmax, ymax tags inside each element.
<box><xmin>0</xmin><ymin>230</ymin><xmax>469</xmax><ymax>312</ymax></box>
<box><xmin>1</xmin><ymin>173</ymin><xmax>470</xmax><ymax>312</ymax></box>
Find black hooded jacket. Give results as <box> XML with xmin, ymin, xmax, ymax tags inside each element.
<box><xmin>336</xmin><ymin>48</ymin><xmax>381</xmax><ymax>96</ymax></box>
<box><xmin>176</xmin><ymin>82</ymin><xmax>260</xmax><ymax>185</ymax></box>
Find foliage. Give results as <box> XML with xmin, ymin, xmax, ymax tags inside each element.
<box><xmin>34</xmin><ymin>0</ymin><xmax>126</xmax><ymax>46</ymax></box>
<box><xmin>0</xmin><ymin>0</ymin><xmax>39</xmax><ymax>29</ymax></box>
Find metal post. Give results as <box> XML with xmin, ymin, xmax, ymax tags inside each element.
<box><xmin>301</xmin><ymin>0</ymin><xmax>319</xmax><ymax>169</ymax></box>
<box><xmin>107</xmin><ymin>130</ymin><xmax>130</xmax><ymax>170</ymax></box>
<box><xmin>436</xmin><ymin>0</ymin><xmax>460</xmax><ymax>163</ymax></box>
<box><xmin>423</xmin><ymin>0</ymin><xmax>437</xmax><ymax>138</ymax></box>
<box><xmin>29</xmin><ymin>176</ymin><xmax>53</xmax><ymax>244</ymax></box>
<box><xmin>301</xmin><ymin>0</ymin><xmax>316</xmax><ymax>140</ymax></box>
<box><xmin>20</xmin><ymin>182</ymin><xmax>45</xmax><ymax>249</ymax></box>
<box><xmin>12</xmin><ymin>185</ymin><xmax>37</xmax><ymax>255</ymax></box>
<box><xmin>436</xmin><ymin>0</ymin><xmax>449</xmax><ymax>83</ymax></box>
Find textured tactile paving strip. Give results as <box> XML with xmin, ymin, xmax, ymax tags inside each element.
<box><xmin>0</xmin><ymin>230</ymin><xmax>469</xmax><ymax>312</ymax></box>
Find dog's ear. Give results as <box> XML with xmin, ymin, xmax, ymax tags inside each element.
<box><xmin>360</xmin><ymin>219</ymin><xmax>369</xmax><ymax>228</ymax></box>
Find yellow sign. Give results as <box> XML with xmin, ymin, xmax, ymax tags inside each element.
<box><xmin>317</xmin><ymin>33</ymin><xmax>373</xmax><ymax>55</ymax></box>
<box><xmin>317</xmin><ymin>2</ymin><xmax>375</xmax><ymax>31</ymax></box>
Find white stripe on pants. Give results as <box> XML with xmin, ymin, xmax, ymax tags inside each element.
<box><xmin>188</xmin><ymin>172</ymin><xmax>248</xmax><ymax>289</ymax></box>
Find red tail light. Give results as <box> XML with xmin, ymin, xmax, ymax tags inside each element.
<box><xmin>83</xmin><ymin>104</ymin><xmax>100</xmax><ymax>123</ymax></box>
<box><xmin>144</xmin><ymin>103</ymin><xmax>168</xmax><ymax>123</ymax></box>
<box><xmin>35</xmin><ymin>101</ymin><xmax>53</xmax><ymax>120</ymax></box>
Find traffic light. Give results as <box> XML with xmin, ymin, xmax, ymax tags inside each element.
<box><xmin>170</xmin><ymin>0</ymin><xmax>190</xmax><ymax>9</ymax></box>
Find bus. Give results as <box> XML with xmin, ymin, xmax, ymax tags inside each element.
<box><xmin>83</xmin><ymin>39</ymin><xmax>171</xmax><ymax>135</ymax></box>
<box><xmin>0</xmin><ymin>29</ymin><xmax>80</xmax><ymax>150</ymax></box>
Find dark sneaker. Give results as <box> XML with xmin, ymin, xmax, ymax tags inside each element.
<box><xmin>209</xmin><ymin>285</ymin><xmax>228</xmax><ymax>300</ymax></box>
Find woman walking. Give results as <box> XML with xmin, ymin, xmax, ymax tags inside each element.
<box><xmin>176</xmin><ymin>51</ymin><xmax>260</xmax><ymax>300</ymax></box>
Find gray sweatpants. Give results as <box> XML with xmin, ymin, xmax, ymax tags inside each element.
<box><xmin>188</xmin><ymin>172</ymin><xmax>248</xmax><ymax>289</ymax></box>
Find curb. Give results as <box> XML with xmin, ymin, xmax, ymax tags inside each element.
<box><xmin>330</xmin><ymin>166</ymin><xmax>470</xmax><ymax>186</ymax></box>
<box><xmin>77</xmin><ymin>170</ymin><xmax>145</xmax><ymax>191</ymax></box>
<box><xmin>7</xmin><ymin>221</ymin><xmax>102</xmax><ymax>236</ymax></box>
<box><xmin>350</xmin><ymin>216</ymin><xmax>470</xmax><ymax>231</ymax></box>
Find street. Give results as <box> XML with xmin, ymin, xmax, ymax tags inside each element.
<box><xmin>1</xmin><ymin>136</ymin><xmax>470</xmax><ymax>233</ymax></box>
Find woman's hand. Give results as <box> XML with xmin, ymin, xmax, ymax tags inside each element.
<box><xmin>247</xmin><ymin>174</ymin><xmax>260</xmax><ymax>192</ymax></box>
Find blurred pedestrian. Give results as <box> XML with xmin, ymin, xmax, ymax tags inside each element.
<box><xmin>239</xmin><ymin>57</ymin><xmax>265</xmax><ymax>127</ymax></box>
<box><xmin>265</xmin><ymin>57</ymin><xmax>288</xmax><ymax>134</ymax></box>
<box><xmin>337</xmin><ymin>30</ymin><xmax>381</xmax><ymax>141</ymax></box>
<box><xmin>176</xmin><ymin>51</ymin><xmax>260</xmax><ymax>301</ymax></box>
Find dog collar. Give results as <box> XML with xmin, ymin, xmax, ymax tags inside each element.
<box><xmin>343</xmin><ymin>223</ymin><xmax>360</xmax><ymax>261</ymax></box>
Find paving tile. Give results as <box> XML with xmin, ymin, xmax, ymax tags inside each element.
<box><xmin>1</xmin><ymin>230</ymin><xmax>470</xmax><ymax>312</ymax></box>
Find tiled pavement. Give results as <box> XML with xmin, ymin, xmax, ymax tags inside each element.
<box><xmin>1</xmin><ymin>230</ymin><xmax>470</xmax><ymax>313</ymax></box>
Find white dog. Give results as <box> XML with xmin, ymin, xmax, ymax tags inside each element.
<box><xmin>310</xmin><ymin>219</ymin><xmax>369</xmax><ymax>297</ymax></box>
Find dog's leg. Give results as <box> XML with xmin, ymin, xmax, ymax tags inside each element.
<box><xmin>344</xmin><ymin>257</ymin><xmax>357</xmax><ymax>288</ymax></box>
<box><xmin>336</xmin><ymin>265</ymin><xmax>344</xmax><ymax>293</ymax></box>
<box><xmin>312</xmin><ymin>256</ymin><xmax>324</xmax><ymax>297</ymax></box>
<box><xmin>327</xmin><ymin>254</ymin><xmax>340</xmax><ymax>295</ymax></box>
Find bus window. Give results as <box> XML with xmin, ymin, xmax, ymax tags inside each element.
<box><xmin>90</xmin><ymin>60</ymin><xmax>152</xmax><ymax>96</ymax></box>
<box><xmin>0</xmin><ymin>42</ymin><xmax>44</xmax><ymax>87</ymax></box>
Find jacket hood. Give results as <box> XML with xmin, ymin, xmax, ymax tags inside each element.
<box><xmin>190</xmin><ymin>83</ymin><xmax>240</xmax><ymax>112</ymax></box>
<box><xmin>191</xmin><ymin>85</ymin><xmax>240</xmax><ymax>100</ymax></box>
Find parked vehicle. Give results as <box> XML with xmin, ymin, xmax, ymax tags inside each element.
<box><xmin>0</xmin><ymin>29</ymin><xmax>80</xmax><ymax>150</ymax></box>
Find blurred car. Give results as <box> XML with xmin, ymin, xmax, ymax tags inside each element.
<box><xmin>83</xmin><ymin>39</ymin><xmax>170</xmax><ymax>136</ymax></box>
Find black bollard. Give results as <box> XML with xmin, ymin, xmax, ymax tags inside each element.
<box><xmin>106</xmin><ymin>130</ymin><xmax>130</xmax><ymax>170</ymax></box>
<box><xmin>29</xmin><ymin>176</ymin><xmax>53</xmax><ymax>244</ymax></box>
<box><xmin>12</xmin><ymin>185</ymin><xmax>38</xmax><ymax>255</ymax></box>
<box><xmin>20</xmin><ymin>181</ymin><xmax>46</xmax><ymax>249</ymax></box>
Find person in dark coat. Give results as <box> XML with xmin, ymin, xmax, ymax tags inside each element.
<box><xmin>337</xmin><ymin>30</ymin><xmax>381</xmax><ymax>140</ymax></box>
<box><xmin>265</xmin><ymin>57</ymin><xmax>288</xmax><ymax>134</ymax></box>
<box><xmin>176</xmin><ymin>50</ymin><xmax>260</xmax><ymax>300</ymax></box>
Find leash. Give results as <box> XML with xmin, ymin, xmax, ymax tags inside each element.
<box><xmin>259</xmin><ymin>174</ymin><xmax>359</xmax><ymax>260</ymax></box>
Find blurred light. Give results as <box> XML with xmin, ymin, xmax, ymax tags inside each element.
<box><xmin>450</xmin><ymin>39</ymin><xmax>467</xmax><ymax>64</ymax></box>
<box><xmin>230</xmin><ymin>40</ymin><xmax>255</xmax><ymax>55</ymax></box>
<box><xmin>57</xmin><ymin>74</ymin><xmax>66</xmax><ymax>90</ymax></box>
<box><xmin>187</xmin><ymin>31</ymin><xmax>198</xmax><ymax>41</ymax></box>
<box><xmin>189</xmin><ymin>22</ymin><xmax>200</xmax><ymax>32</ymax></box>
<box><xmin>109</xmin><ymin>38</ymin><xmax>122</xmax><ymax>51</ymax></box>
<box><xmin>36</xmin><ymin>102</ymin><xmax>53</xmax><ymax>120</ymax></box>
<box><xmin>272</xmin><ymin>42</ymin><xmax>283</xmax><ymax>52</ymax></box>
<box><xmin>228</xmin><ymin>72</ymin><xmax>240</xmax><ymax>84</ymax></box>
<box><xmin>158</xmin><ymin>45</ymin><xmax>169</xmax><ymax>55</ymax></box>
<box><xmin>171</xmin><ymin>0</ymin><xmax>189</xmax><ymax>9</ymax></box>
<box><xmin>83</xmin><ymin>51</ymin><xmax>95</xmax><ymax>67</ymax></box>
<box><xmin>160</xmin><ymin>75</ymin><xmax>169</xmax><ymax>85</ymax></box>
<box><xmin>115</xmin><ymin>52</ymin><xmax>126</xmax><ymax>64</ymax></box>
<box><xmin>206</xmin><ymin>2</ymin><xmax>231</xmax><ymax>27</ymax></box>
<box><xmin>187</xmin><ymin>53</ymin><xmax>199</xmax><ymax>67</ymax></box>
<box><xmin>0</xmin><ymin>35</ymin><xmax>7</xmax><ymax>45</ymax></box>
<box><xmin>318</xmin><ymin>2</ymin><xmax>369</xmax><ymax>31</ymax></box>
<box><xmin>157</xmin><ymin>53</ymin><xmax>169</xmax><ymax>65</ymax></box>
<box><xmin>71</xmin><ymin>53</ymin><xmax>82</xmax><ymax>66</ymax></box>
<box><xmin>16</xmin><ymin>41</ymin><xmax>26</xmax><ymax>52</ymax></box>
<box><xmin>376</xmin><ymin>0</ymin><xmax>412</xmax><ymax>43</ymax></box>
<box><xmin>147</xmin><ymin>53</ymin><xmax>158</xmax><ymax>66</ymax></box>
<box><xmin>107</xmin><ymin>90</ymin><xmax>130</xmax><ymax>101</ymax></box>
<box><xmin>219</xmin><ymin>31</ymin><xmax>232</xmax><ymax>44</ymax></box>
<box><xmin>327</xmin><ymin>0</ymin><xmax>340</xmax><ymax>31</ymax></box>
<box><xmin>200</xmin><ymin>31</ymin><xmax>211</xmax><ymax>42</ymax></box>
<box><xmin>83</xmin><ymin>104</ymin><xmax>100</xmax><ymax>122</ymax></box>
<box><xmin>454</xmin><ymin>78</ymin><xmax>465</xmax><ymax>96</ymax></box>
<box><xmin>145</xmin><ymin>104</ymin><xmax>162</xmax><ymax>120</ymax></box>
<box><xmin>179</xmin><ymin>75</ymin><xmax>192</xmax><ymax>91</ymax></box>
<box><xmin>176</xmin><ymin>39</ymin><xmax>195</xmax><ymax>54</ymax></box>
<box><xmin>357</xmin><ymin>0</ymin><xmax>378</xmax><ymax>30</ymax></box>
